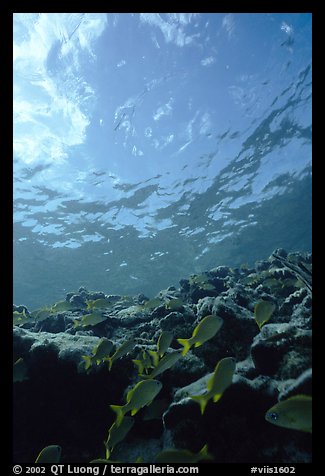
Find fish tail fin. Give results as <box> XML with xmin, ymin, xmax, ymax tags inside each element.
<box><xmin>148</xmin><ymin>350</ymin><xmax>159</xmax><ymax>367</ymax></box>
<box><xmin>132</xmin><ymin>359</ymin><xmax>144</xmax><ymax>375</ymax></box>
<box><xmin>139</xmin><ymin>373</ymin><xmax>151</xmax><ymax>380</ymax></box>
<box><xmin>107</xmin><ymin>357</ymin><xmax>113</xmax><ymax>371</ymax></box>
<box><xmin>191</xmin><ymin>395</ymin><xmax>208</xmax><ymax>415</ymax></box>
<box><xmin>73</xmin><ymin>319</ymin><xmax>80</xmax><ymax>328</ymax></box>
<box><xmin>110</xmin><ymin>405</ymin><xmax>124</xmax><ymax>426</ymax></box>
<box><xmin>199</xmin><ymin>444</ymin><xmax>214</xmax><ymax>461</ymax></box>
<box><xmin>212</xmin><ymin>393</ymin><xmax>222</xmax><ymax>403</ymax></box>
<box><xmin>177</xmin><ymin>338</ymin><xmax>191</xmax><ymax>356</ymax></box>
<box><xmin>82</xmin><ymin>355</ymin><xmax>92</xmax><ymax>370</ymax></box>
<box><xmin>104</xmin><ymin>445</ymin><xmax>111</xmax><ymax>461</ymax></box>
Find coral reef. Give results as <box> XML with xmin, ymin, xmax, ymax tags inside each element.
<box><xmin>13</xmin><ymin>249</ymin><xmax>312</xmax><ymax>463</ymax></box>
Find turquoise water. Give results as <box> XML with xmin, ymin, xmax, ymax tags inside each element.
<box><xmin>13</xmin><ymin>13</ymin><xmax>312</xmax><ymax>310</ymax></box>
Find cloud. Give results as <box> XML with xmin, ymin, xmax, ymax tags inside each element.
<box><xmin>13</xmin><ymin>13</ymin><xmax>107</xmax><ymax>165</ymax></box>
<box><xmin>153</xmin><ymin>98</ymin><xmax>174</xmax><ymax>121</ymax></box>
<box><xmin>201</xmin><ymin>56</ymin><xmax>216</xmax><ymax>67</ymax></box>
<box><xmin>222</xmin><ymin>14</ymin><xmax>235</xmax><ymax>38</ymax></box>
<box><xmin>199</xmin><ymin>112</ymin><xmax>212</xmax><ymax>135</ymax></box>
<box><xmin>139</xmin><ymin>13</ymin><xmax>199</xmax><ymax>47</ymax></box>
<box><xmin>167</xmin><ymin>13</ymin><xmax>199</xmax><ymax>25</ymax></box>
<box><xmin>281</xmin><ymin>21</ymin><xmax>294</xmax><ymax>36</ymax></box>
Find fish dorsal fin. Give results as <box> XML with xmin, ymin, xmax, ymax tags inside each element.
<box><xmin>126</xmin><ymin>387</ymin><xmax>135</xmax><ymax>403</ymax></box>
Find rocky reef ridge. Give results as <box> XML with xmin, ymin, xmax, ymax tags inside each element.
<box><xmin>13</xmin><ymin>249</ymin><xmax>312</xmax><ymax>463</ymax></box>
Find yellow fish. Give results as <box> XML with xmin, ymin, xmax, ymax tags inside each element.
<box><xmin>177</xmin><ymin>314</ymin><xmax>223</xmax><ymax>356</ymax></box>
<box><xmin>191</xmin><ymin>357</ymin><xmax>236</xmax><ymax>415</ymax></box>
<box><xmin>82</xmin><ymin>338</ymin><xmax>114</xmax><ymax>370</ymax></box>
<box><xmin>265</xmin><ymin>395</ymin><xmax>312</xmax><ymax>433</ymax></box>
<box><xmin>73</xmin><ymin>312</ymin><xmax>107</xmax><ymax>328</ymax></box>
<box><xmin>164</xmin><ymin>299</ymin><xmax>184</xmax><ymax>311</ymax></box>
<box><xmin>157</xmin><ymin>331</ymin><xmax>173</xmax><ymax>358</ymax></box>
<box><xmin>155</xmin><ymin>444</ymin><xmax>213</xmax><ymax>463</ymax></box>
<box><xmin>254</xmin><ymin>300</ymin><xmax>275</xmax><ymax>329</ymax></box>
<box><xmin>110</xmin><ymin>379</ymin><xmax>162</xmax><ymax>426</ymax></box>
<box><xmin>13</xmin><ymin>310</ymin><xmax>33</xmax><ymax>326</ymax></box>
<box><xmin>132</xmin><ymin>349</ymin><xmax>154</xmax><ymax>375</ymax></box>
<box><xmin>104</xmin><ymin>416</ymin><xmax>134</xmax><ymax>458</ymax></box>
<box><xmin>51</xmin><ymin>300</ymin><xmax>73</xmax><ymax>312</ymax></box>
<box><xmin>107</xmin><ymin>339</ymin><xmax>136</xmax><ymax>371</ymax></box>
<box><xmin>35</xmin><ymin>445</ymin><xmax>62</xmax><ymax>463</ymax></box>
<box><xmin>86</xmin><ymin>298</ymin><xmax>112</xmax><ymax>311</ymax></box>
<box><xmin>140</xmin><ymin>351</ymin><xmax>182</xmax><ymax>379</ymax></box>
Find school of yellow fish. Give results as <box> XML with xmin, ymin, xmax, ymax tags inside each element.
<box><xmin>14</xmin><ymin>296</ymin><xmax>311</xmax><ymax>463</ymax></box>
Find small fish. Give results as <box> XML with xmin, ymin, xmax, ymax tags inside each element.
<box><xmin>165</xmin><ymin>299</ymin><xmax>184</xmax><ymax>311</ymax></box>
<box><xmin>107</xmin><ymin>339</ymin><xmax>136</xmax><ymax>371</ymax></box>
<box><xmin>263</xmin><ymin>278</ymin><xmax>282</xmax><ymax>289</ymax></box>
<box><xmin>104</xmin><ymin>416</ymin><xmax>135</xmax><ymax>458</ymax></box>
<box><xmin>142</xmin><ymin>298</ymin><xmax>163</xmax><ymax>310</ymax></box>
<box><xmin>51</xmin><ymin>300</ymin><xmax>73</xmax><ymax>312</ymax></box>
<box><xmin>13</xmin><ymin>310</ymin><xmax>32</xmax><ymax>326</ymax></box>
<box><xmin>189</xmin><ymin>274</ymin><xmax>215</xmax><ymax>291</ymax></box>
<box><xmin>13</xmin><ymin>357</ymin><xmax>29</xmax><ymax>383</ymax></box>
<box><xmin>35</xmin><ymin>445</ymin><xmax>62</xmax><ymax>463</ymax></box>
<box><xmin>148</xmin><ymin>330</ymin><xmax>173</xmax><ymax>368</ymax></box>
<box><xmin>110</xmin><ymin>379</ymin><xmax>162</xmax><ymax>426</ymax></box>
<box><xmin>157</xmin><ymin>331</ymin><xmax>173</xmax><ymax>358</ymax></box>
<box><xmin>148</xmin><ymin>350</ymin><xmax>160</xmax><ymax>368</ymax></box>
<box><xmin>191</xmin><ymin>357</ymin><xmax>236</xmax><ymax>415</ymax></box>
<box><xmin>86</xmin><ymin>298</ymin><xmax>112</xmax><ymax>311</ymax></box>
<box><xmin>265</xmin><ymin>395</ymin><xmax>312</xmax><ymax>433</ymax></box>
<box><xmin>140</xmin><ymin>350</ymin><xmax>183</xmax><ymax>379</ymax></box>
<box><xmin>155</xmin><ymin>444</ymin><xmax>214</xmax><ymax>463</ymax></box>
<box><xmin>132</xmin><ymin>349</ymin><xmax>154</xmax><ymax>375</ymax></box>
<box><xmin>30</xmin><ymin>308</ymin><xmax>52</xmax><ymax>321</ymax></box>
<box><xmin>82</xmin><ymin>338</ymin><xmax>114</xmax><ymax>370</ymax></box>
<box><xmin>177</xmin><ymin>314</ymin><xmax>223</xmax><ymax>356</ymax></box>
<box><xmin>254</xmin><ymin>300</ymin><xmax>276</xmax><ymax>329</ymax></box>
<box><xmin>73</xmin><ymin>312</ymin><xmax>107</xmax><ymax>328</ymax></box>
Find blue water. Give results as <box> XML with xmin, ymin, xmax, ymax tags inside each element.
<box><xmin>13</xmin><ymin>13</ymin><xmax>312</xmax><ymax>310</ymax></box>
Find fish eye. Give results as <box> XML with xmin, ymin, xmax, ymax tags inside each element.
<box><xmin>267</xmin><ymin>412</ymin><xmax>279</xmax><ymax>421</ymax></box>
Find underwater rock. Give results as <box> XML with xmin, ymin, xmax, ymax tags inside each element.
<box><xmin>279</xmin><ymin>288</ymin><xmax>309</xmax><ymax>317</ymax></box>
<box><xmin>13</xmin><ymin>327</ymin><xmax>101</xmax><ymax>368</ymax></box>
<box><xmin>209</xmin><ymin>265</ymin><xmax>231</xmax><ymax>278</ymax></box>
<box><xmin>250</xmin><ymin>324</ymin><xmax>312</xmax><ymax>378</ymax></box>
<box><xmin>255</xmin><ymin>259</ymin><xmax>271</xmax><ymax>272</ymax></box>
<box><xmin>33</xmin><ymin>313</ymin><xmax>73</xmax><ymax>333</ymax></box>
<box><xmin>67</xmin><ymin>294</ymin><xmax>87</xmax><ymax>308</ymax></box>
<box><xmin>179</xmin><ymin>271</ymin><xmax>226</xmax><ymax>303</ymax></box>
<box><xmin>13</xmin><ymin>248</ymin><xmax>312</xmax><ymax>463</ymax></box>
<box><xmin>159</xmin><ymin>311</ymin><xmax>194</xmax><ymax>331</ymax></box>
<box><xmin>163</xmin><ymin>373</ymin><xmax>311</xmax><ymax>463</ymax></box>
<box><xmin>278</xmin><ymin>368</ymin><xmax>312</xmax><ymax>400</ymax></box>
